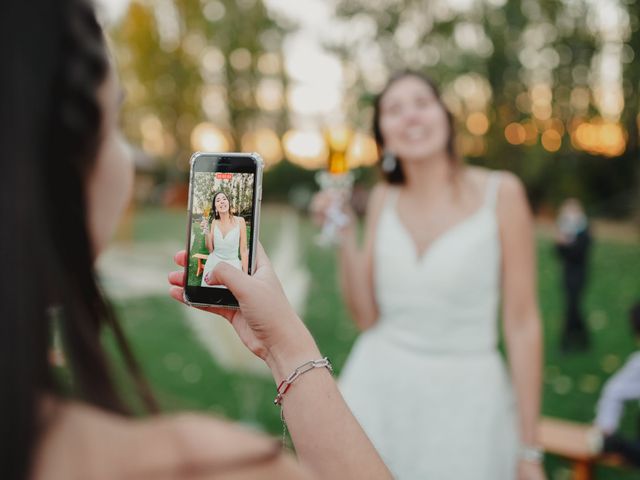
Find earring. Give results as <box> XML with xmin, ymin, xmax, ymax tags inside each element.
<box><xmin>381</xmin><ymin>150</ymin><xmax>397</xmax><ymax>173</ymax></box>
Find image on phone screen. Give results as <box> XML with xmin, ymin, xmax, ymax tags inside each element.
<box><xmin>187</xmin><ymin>171</ymin><xmax>255</xmax><ymax>289</ymax></box>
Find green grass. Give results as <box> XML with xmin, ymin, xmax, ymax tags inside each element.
<box><xmin>111</xmin><ymin>207</ymin><xmax>640</xmax><ymax>478</ymax></box>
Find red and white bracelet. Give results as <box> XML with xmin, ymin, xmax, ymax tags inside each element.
<box><xmin>274</xmin><ymin>357</ymin><xmax>333</xmax><ymax>406</ymax></box>
<box><xmin>274</xmin><ymin>357</ymin><xmax>333</xmax><ymax>447</ymax></box>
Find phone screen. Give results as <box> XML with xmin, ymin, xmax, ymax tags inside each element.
<box><xmin>185</xmin><ymin>153</ymin><xmax>261</xmax><ymax>306</ymax></box>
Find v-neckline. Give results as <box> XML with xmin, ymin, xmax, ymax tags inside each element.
<box><xmin>214</xmin><ymin>220</ymin><xmax>237</xmax><ymax>240</ymax></box>
<box><xmin>390</xmin><ymin>190</ymin><xmax>488</xmax><ymax>264</ymax></box>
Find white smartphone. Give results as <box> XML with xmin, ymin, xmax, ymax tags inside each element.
<box><xmin>183</xmin><ymin>152</ymin><xmax>263</xmax><ymax>308</ymax></box>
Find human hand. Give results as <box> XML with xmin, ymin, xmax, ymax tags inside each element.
<box><xmin>168</xmin><ymin>244</ymin><xmax>319</xmax><ymax>375</ymax></box>
<box><xmin>309</xmin><ymin>190</ymin><xmax>355</xmax><ymax>236</ymax></box>
<box><xmin>517</xmin><ymin>460</ymin><xmax>546</xmax><ymax>480</ymax></box>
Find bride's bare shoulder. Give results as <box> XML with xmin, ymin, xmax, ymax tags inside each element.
<box><xmin>464</xmin><ymin>165</ymin><xmax>493</xmax><ymax>183</ymax></box>
<box><xmin>32</xmin><ymin>403</ymin><xmax>312</xmax><ymax>480</ymax></box>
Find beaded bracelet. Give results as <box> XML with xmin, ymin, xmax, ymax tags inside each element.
<box><xmin>274</xmin><ymin>357</ymin><xmax>333</xmax><ymax>447</ymax></box>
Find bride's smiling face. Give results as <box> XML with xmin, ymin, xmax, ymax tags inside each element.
<box><xmin>214</xmin><ymin>193</ymin><xmax>230</xmax><ymax>214</ymax></box>
<box><xmin>378</xmin><ymin>75</ymin><xmax>451</xmax><ymax>165</ymax></box>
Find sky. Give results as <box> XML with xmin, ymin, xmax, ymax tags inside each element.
<box><xmin>265</xmin><ymin>0</ymin><xmax>344</xmax><ymax>124</ymax></box>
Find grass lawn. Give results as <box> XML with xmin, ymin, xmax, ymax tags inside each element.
<box><xmin>111</xmin><ymin>206</ymin><xmax>640</xmax><ymax>478</ymax></box>
<box><xmin>186</xmin><ymin>220</ymin><xmax>252</xmax><ymax>286</ymax></box>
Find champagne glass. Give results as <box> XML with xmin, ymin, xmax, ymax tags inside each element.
<box><xmin>315</xmin><ymin>125</ymin><xmax>354</xmax><ymax>246</ymax></box>
<box><xmin>202</xmin><ymin>205</ymin><xmax>211</xmax><ymax>233</ymax></box>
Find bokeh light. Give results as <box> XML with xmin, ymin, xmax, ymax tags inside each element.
<box><xmin>346</xmin><ymin>132</ymin><xmax>379</xmax><ymax>168</ymax></box>
<box><xmin>504</xmin><ymin>123</ymin><xmax>526</xmax><ymax>145</ymax></box>
<box><xmin>466</xmin><ymin>112</ymin><xmax>490</xmax><ymax>136</ymax></box>
<box><xmin>190</xmin><ymin>122</ymin><xmax>232</xmax><ymax>152</ymax></box>
<box><xmin>541</xmin><ymin>129</ymin><xmax>562</xmax><ymax>152</ymax></box>
<box><xmin>241</xmin><ymin>128</ymin><xmax>283</xmax><ymax>167</ymax></box>
<box><xmin>282</xmin><ymin>129</ymin><xmax>328</xmax><ymax>169</ymax></box>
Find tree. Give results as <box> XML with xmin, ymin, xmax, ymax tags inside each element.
<box><xmin>331</xmin><ymin>0</ymin><xmax>638</xmax><ymax>215</ymax></box>
<box><xmin>110</xmin><ymin>0</ymin><xmax>290</xmax><ymax>177</ymax></box>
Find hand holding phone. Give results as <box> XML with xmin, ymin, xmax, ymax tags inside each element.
<box><xmin>183</xmin><ymin>152</ymin><xmax>263</xmax><ymax>308</ymax></box>
<box><xmin>169</xmin><ymin>245</ymin><xmax>319</xmax><ymax>365</ymax></box>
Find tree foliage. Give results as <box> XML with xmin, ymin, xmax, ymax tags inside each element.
<box><xmin>110</xmin><ymin>0</ymin><xmax>289</xmax><ymax>175</ymax></box>
<box><xmin>330</xmin><ymin>0</ymin><xmax>639</xmax><ymax>215</ymax></box>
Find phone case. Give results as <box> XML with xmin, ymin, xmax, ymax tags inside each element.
<box><xmin>182</xmin><ymin>152</ymin><xmax>264</xmax><ymax>308</ymax></box>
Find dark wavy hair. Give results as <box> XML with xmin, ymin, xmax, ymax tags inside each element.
<box><xmin>0</xmin><ymin>1</ymin><xmax>156</xmax><ymax>478</ymax></box>
<box><xmin>210</xmin><ymin>191</ymin><xmax>228</xmax><ymax>221</ymax></box>
<box><xmin>372</xmin><ymin>70</ymin><xmax>460</xmax><ymax>184</ymax></box>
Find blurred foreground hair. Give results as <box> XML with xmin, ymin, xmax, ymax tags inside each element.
<box><xmin>0</xmin><ymin>1</ymin><xmax>156</xmax><ymax>478</ymax></box>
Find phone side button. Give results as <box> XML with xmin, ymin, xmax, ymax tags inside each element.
<box><xmin>257</xmin><ymin>186</ymin><xmax>262</xmax><ymax>200</ymax></box>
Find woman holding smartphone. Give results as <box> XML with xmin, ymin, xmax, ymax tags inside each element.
<box><xmin>0</xmin><ymin>1</ymin><xmax>390</xmax><ymax>478</ymax></box>
<box><xmin>313</xmin><ymin>71</ymin><xmax>545</xmax><ymax>480</ymax></box>
<box><xmin>201</xmin><ymin>191</ymin><xmax>249</xmax><ymax>282</ymax></box>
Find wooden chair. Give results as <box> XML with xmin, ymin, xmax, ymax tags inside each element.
<box><xmin>192</xmin><ymin>253</ymin><xmax>209</xmax><ymax>277</ymax></box>
<box><xmin>538</xmin><ymin>417</ymin><xmax>628</xmax><ymax>480</ymax></box>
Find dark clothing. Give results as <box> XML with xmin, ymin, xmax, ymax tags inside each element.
<box><xmin>604</xmin><ymin>434</ymin><xmax>640</xmax><ymax>467</ymax></box>
<box><xmin>555</xmin><ymin>228</ymin><xmax>591</xmax><ymax>349</ymax></box>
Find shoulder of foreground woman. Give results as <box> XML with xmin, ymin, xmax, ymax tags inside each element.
<box><xmin>32</xmin><ymin>402</ymin><xmax>313</xmax><ymax>480</ymax></box>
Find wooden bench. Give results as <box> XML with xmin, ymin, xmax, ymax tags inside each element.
<box><xmin>192</xmin><ymin>253</ymin><xmax>209</xmax><ymax>277</ymax></box>
<box><xmin>539</xmin><ymin>417</ymin><xmax>628</xmax><ymax>479</ymax></box>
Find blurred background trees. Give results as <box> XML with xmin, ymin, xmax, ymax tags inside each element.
<box><xmin>106</xmin><ymin>0</ymin><xmax>639</xmax><ymax>218</ymax></box>
<box><xmin>110</xmin><ymin>0</ymin><xmax>289</xmax><ymax>179</ymax></box>
<box><xmin>331</xmin><ymin>0</ymin><xmax>639</xmax><ymax>215</ymax></box>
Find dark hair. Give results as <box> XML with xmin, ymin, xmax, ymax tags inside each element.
<box><xmin>630</xmin><ymin>302</ymin><xmax>640</xmax><ymax>336</ymax></box>
<box><xmin>0</xmin><ymin>1</ymin><xmax>156</xmax><ymax>477</ymax></box>
<box><xmin>211</xmin><ymin>191</ymin><xmax>229</xmax><ymax>220</ymax></box>
<box><xmin>372</xmin><ymin>70</ymin><xmax>460</xmax><ymax>184</ymax></box>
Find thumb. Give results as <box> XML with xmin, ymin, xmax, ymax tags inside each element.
<box><xmin>209</xmin><ymin>262</ymin><xmax>251</xmax><ymax>300</ymax></box>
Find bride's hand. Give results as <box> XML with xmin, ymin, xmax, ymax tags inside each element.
<box><xmin>309</xmin><ymin>190</ymin><xmax>355</xmax><ymax>234</ymax></box>
<box><xmin>168</xmin><ymin>244</ymin><xmax>318</xmax><ymax>369</ymax></box>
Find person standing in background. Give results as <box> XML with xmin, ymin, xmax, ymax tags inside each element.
<box><xmin>555</xmin><ymin>198</ymin><xmax>591</xmax><ymax>352</ymax></box>
<box><xmin>590</xmin><ymin>303</ymin><xmax>640</xmax><ymax>466</ymax></box>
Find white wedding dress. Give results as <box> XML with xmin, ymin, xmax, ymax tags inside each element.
<box><xmin>201</xmin><ymin>220</ymin><xmax>242</xmax><ymax>287</ymax></box>
<box><xmin>339</xmin><ymin>173</ymin><xmax>517</xmax><ymax>479</ymax></box>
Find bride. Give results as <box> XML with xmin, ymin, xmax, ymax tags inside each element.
<box><xmin>313</xmin><ymin>71</ymin><xmax>545</xmax><ymax>480</ymax></box>
<box><xmin>201</xmin><ymin>191</ymin><xmax>248</xmax><ymax>285</ymax></box>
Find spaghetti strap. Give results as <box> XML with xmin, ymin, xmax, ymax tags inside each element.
<box><xmin>379</xmin><ymin>185</ymin><xmax>400</xmax><ymax>217</ymax></box>
<box><xmin>484</xmin><ymin>171</ymin><xmax>501</xmax><ymax>210</ymax></box>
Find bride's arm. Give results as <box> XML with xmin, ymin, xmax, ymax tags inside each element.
<box><xmin>205</xmin><ymin>221</ymin><xmax>214</xmax><ymax>253</ymax></box>
<box><xmin>239</xmin><ymin>217</ymin><xmax>248</xmax><ymax>273</ymax></box>
<box><xmin>497</xmin><ymin>172</ymin><xmax>545</xmax><ymax>478</ymax></box>
<box><xmin>333</xmin><ymin>184</ymin><xmax>386</xmax><ymax>331</ymax></box>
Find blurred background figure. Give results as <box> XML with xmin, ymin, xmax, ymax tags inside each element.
<box><xmin>313</xmin><ymin>71</ymin><xmax>545</xmax><ymax>480</ymax></box>
<box><xmin>555</xmin><ymin>198</ymin><xmax>592</xmax><ymax>352</ymax></box>
<box><xmin>591</xmin><ymin>303</ymin><xmax>640</xmax><ymax>466</ymax></box>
